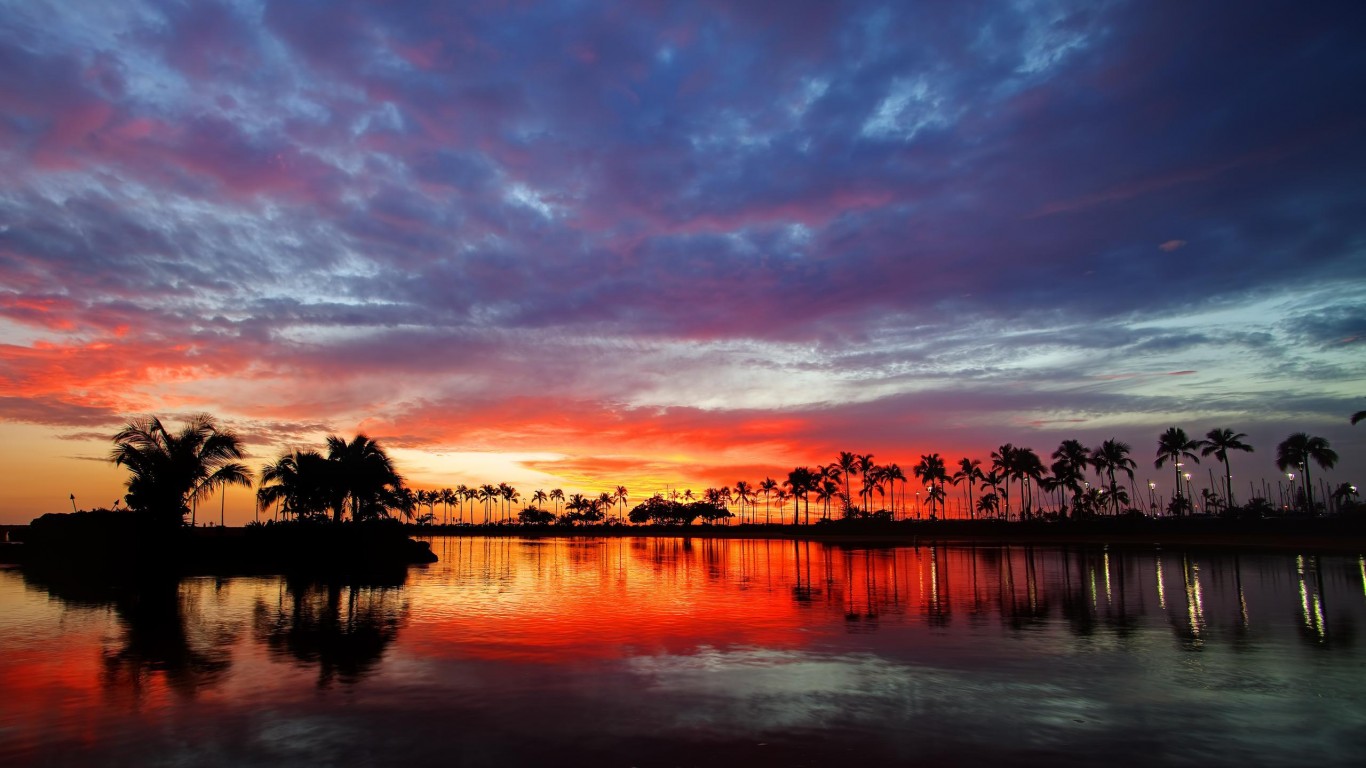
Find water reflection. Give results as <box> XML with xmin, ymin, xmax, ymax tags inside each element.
<box><xmin>3</xmin><ymin>539</ymin><xmax>1365</xmax><ymax>766</ymax></box>
<box><xmin>20</xmin><ymin>568</ymin><xmax>234</xmax><ymax>702</ymax></box>
<box><xmin>252</xmin><ymin>577</ymin><xmax>410</xmax><ymax>687</ymax></box>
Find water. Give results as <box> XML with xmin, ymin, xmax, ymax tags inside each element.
<box><xmin>2</xmin><ymin>537</ymin><xmax>1364</xmax><ymax>766</ymax></box>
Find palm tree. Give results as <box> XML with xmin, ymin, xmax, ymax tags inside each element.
<box><xmin>1275</xmin><ymin>433</ymin><xmax>1338</xmax><ymax>513</ymax></box>
<box><xmin>479</xmin><ymin>484</ymin><xmax>498</xmax><ymax>523</ymax></box>
<box><xmin>1155</xmin><ymin>427</ymin><xmax>1201</xmax><ymax>515</ymax></box>
<box><xmin>1014</xmin><ymin>448</ymin><xmax>1045</xmax><ymax>519</ymax></box>
<box><xmin>532</xmin><ymin>489</ymin><xmax>549</xmax><ymax>512</ymax></box>
<box><xmin>882</xmin><ymin>463</ymin><xmax>906</xmax><ymax>519</ymax></box>
<box><xmin>856</xmin><ymin>454</ymin><xmax>876</xmax><ymax>514</ymax></box>
<box><xmin>257</xmin><ymin>449</ymin><xmax>331</xmax><ymax>521</ymax></box>
<box><xmin>979</xmin><ymin>468</ymin><xmax>1004</xmax><ymax>519</ymax></box>
<box><xmin>913</xmin><ymin>454</ymin><xmax>949</xmax><ymax>519</ymax></box>
<box><xmin>1090</xmin><ymin>439</ymin><xmax>1136</xmax><ymax>516</ymax></box>
<box><xmin>733</xmin><ymin>481</ymin><xmax>755</xmax><ymax>523</ymax></box>
<box><xmin>1196</xmin><ymin>428</ymin><xmax>1254</xmax><ymax>509</ymax></box>
<box><xmin>614</xmin><ymin>485</ymin><xmax>629</xmax><ymax>522</ymax></box>
<box><xmin>976</xmin><ymin>493</ymin><xmax>999</xmax><ymax>519</ymax></box>
<box><xmin>774</xmin><ymin>488</ymin><xmax>790</xmax><ymax>524</ymax></box>
<box><xmin>110</xmin><ymin>414</ymin><xmax>254</xmax><ymax>527</ymax></box>
<box><xmin>550</xmin><ymin>488</ymin><xmax>564</xmax><ymax>515</ymax></box>
<box><xmin>759</xmin><ymin>477</ymin><xmax>778</xmax><ymax>524</ymax></box>
<box><xmin>835</xmin><ymin>451</ymin><xmax>858</xmax><ymax>516</ymax></box>
<box><xmin>785</xmin><ymin>467</ymin><xmax>817</xmax><ymax>524</ymax></box>
<box><xmin>990</xmin><ymin>444</ymin><xmax>1017</xmax><ymax>520</ymax></box>
<box><xmin>440</xmin><ymin>488</ymin><xmax>456</xmax><ymax>524</ymax></box>
<box><xmin>952</xmin><ymin>457</ymin><xmax>983</xmax><ymax>520</ymax></box>
<box><xmin>1330</xmin><ymin>482</ymin><xmax>1359</xmax><ymax>510</ymax></box>
<box><xmin>324</xmin><ymin>434</ymin><xmax>404</xmax><ymax>522</ymax></box>
<box><xmin>1050</xmin><ymin>440</ymin><xmax>1090</xmax><ymax>518</ymax></box>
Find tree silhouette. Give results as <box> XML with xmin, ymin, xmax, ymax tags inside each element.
<box><xmin>257</xmin><ymin>450</ymin><xmax>333</xmax><ymax>521</ymax></box>
<box><xmin>952</xmin><ymin>457</ymin><xmax>984</xmax><ymax>520</ymax></box>
<box><xmin>913</xmin><ymin>454</ymin><xmax>949</xmax><ymax>519</ymax></box>
<box><xmin>1275</xmin><ymin>433</ymin><xmax>1337</xmax><ymax>513</ymax></box>
<box><xmin>759</xmin><ymin>477</ymin><xmax>778</xmax><ymax>524</ymax></box>
<box><xmin>325</xmin><ymin>435</ymin><xmax>404</xmax><ymax>522</ymax></box>
<box><xmin>1050</xmin><ymin>440</ymin><xmax>1090</xmax><ymax>518</ymax></box>
<box><xmin>110</xmin><ymin>414</ymin><xmax>253</xmax><ymax>527</ymax></box>
<box><xmin>1196</xmin><ymin>428</ymin><xmax>1254</xmax><ymax>509</ymax></box>
<box><xmin>835</xmin><ymin>451</ymin><xmax>858</xmax><ymax>516</ymax></box>
<box><xmin>1090</xmin><ymin>440</ymin><xmax>1136</xmax><ymax>516</ymax></box>
<box><xmin>1352</xmin><ymin>410</ymin><xmax>1365</xmax><ymax>425</ymax></box>
<box><xmin>990</xmin><ymin>444</ymin><xmax>1017</xmax><ymax>520</ymax></box>
<box><xmin>1155</xmin><ymin>427</ymin><xmax>1201</xmax><ymax>515</ymax></box>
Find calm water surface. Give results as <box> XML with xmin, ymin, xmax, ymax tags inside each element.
<box><xmin>2</xmin><ymin>537</ymin><xmax>1365</xmax><ymax>766</ymax></box>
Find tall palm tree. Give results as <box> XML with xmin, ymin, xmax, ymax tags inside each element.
<box><xmin>785</xmin><ymin>467</ymin><xmax>817</xmax><ymax>524</ymax></box>
<box><xmin>977</xmin><ymin>493</ymin><xmax>999</xmax><ymax>519</ymax></box>
<box><xmin>532</xmin><ymin>489</ymin><xmax>549</xmax><ymax>512</ymax></box>
<box><xmin>835</xmin><ymin>451</ymin><xmax>858</xmax><ymax>516</ymax></box>
<box><xmin>952</xmin><ymin>457</ymin><xmax>983</xmax><ymax>520</ymax></box>
<box><xmin>1196</xmin><ymin>428</ymin><xmax>1254</xmax><ymax>509</ymax></box>
<box><xmin>759</xmin><ymin>477</ymin><xmax>778</xmax><ymax>524</ymax></box>
<box><xmin>1050</xmin><ymin>440</ymin><xmax>1090</xmax><ymax>518</ymax></box>
<box><xmin>614</xmin><ymin>486</ymin><xmax>629</xmax><ymax>522</ymax></box>
<box><xmin>913</xmin><ymin>454</ymin><xmax>949</xmax><ymax>519</ymax></box>
<box><xmin>110</xmin><ymin>414</ymin><xmax>254</xmax><ymax>527</ymax></box>
<box><xmin>774</xmin><ymin>488</ymin><xmax>790</xmax><ymax>524</ymax></box>
<box><xmin>732</xmin><ymin>481</ymin><xmax>755</xmax><ymax>523</ymax></box>
<box><xmin>257</xmin><ymin>449</ymin><xmax>331</xmax><ymax>521</ymax></box>
<box><xmin>324</xmin><ymin>434</ymin><xmax>405</xmax><ymax>522</ymax></box>
<box><xmin>1275</xmin><ymin>433</ymin><xmax>1338</xmax><ymax>513</ymax></box>
<box><xmin>550</xmin><ymin>488</ymin><xmax>564</xmax><ymax>515</ymax></box>
<box><xmin>990</xmin><ymin>444</ymin><xmax>1017</xmax><ymax>520</ymax></box>
<box><xmin>440</xmin><ymin>488</ymin><xmax>456</xmax><ymax>524</ymax></box>
<box><xmin>882</xmin><ymin>463</ymin><xmax>906</xmax><ymax>519</ymax></box>
<box><xmin>979</xmin><ymin>468</ymin><xmax>1004</xmax><ymax>519</ymax></box>
<box><xmin>1014</xmin><ymin>448</ymin><xmax>1045</xmax><ymax>519</ymax></box>
<box><xmin>1090</xmin><ymin>439</ymin><xmax>1136</xmax><ymax>516</ymax></box>
<box><xmin>856</xmin><ymin>454</ymin><xmax>876</xmax><ymax>514</ymax></box>
<box><xmin>1155</xmin><ymin>427</ymin><xmax>1201</xmax><ymax>515</ymax></box>
<box><xmin>479</xmin><ymin>484</ymin><xmax>498</xmax><ymax>523</ymax></box>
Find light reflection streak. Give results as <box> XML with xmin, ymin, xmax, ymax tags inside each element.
<box><xmin>1183</xmin><ymin>556</ymin><xmax>1205</xmax><ymax>644</ymax></box>
<box><xmin>1156</xmin><ymin>555</ymin><xmax>1166</xmax><ymax>610</ymax></box>
<box><xmin>1103</xmin><ymin>551</ymin><xmax>1112</xmax><ymax>604</ymax></box>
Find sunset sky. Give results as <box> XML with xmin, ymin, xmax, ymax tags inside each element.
<box><xmin>1</xmin><ymin>1</ymin><xmax>1364</xmax><ymax>524</ymax></box>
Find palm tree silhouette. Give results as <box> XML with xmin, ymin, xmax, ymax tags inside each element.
<box><xmin>1049</xmin><ymin>440</ymin><xmax>1090</xmax><ymax>518</ymax></box>
<box><xmin>732</xmin><ymin>481</ymin><xmax>755</xmax><ymax>523</ymax></box>
<box><xmin>1275</xmin><ymin>433</ymin><xmax>1337</xmax><ymax>513</ymax></box>
<box><xmin>614</xmin><ymin>486</ymin><xmax>629</xmax><ymax>522</ymax></box>
<box><xmin>1014</xmin><ymin>447</ymin><xmax>1045</xmax><ymax>519</ymax></box>
<box><xmin>257</xmin><ymin>449</ymin><xmax>331</xmax><ymax>521</ymax></box>
<box><xmin>952</xmin><ymin>457</ymin><xmax>984</xmax><ymax>520</ymax></box>
<box><xmin>110</xmin><ymin>414</ymin><xmax>253</xmax><ymax>527</ymax></box>
<box><xmin>1155</xmin><ymin>427</ymin><xmax>1201</xmax><ymax>515</ymax></box>
<box><xmin>532</xmin><ymin>489</ymin><xmax>549</xmax><ymax>512</ymax></box>
<box><xmin>855</xmin><ymin>454</ymin><xmax>876</xmax><ymax>514</ymax></box>
<box><xmin>1090</xmin><ymin>440</ymin><xmax>1136</xmax><ymax>516</ymax></box>
<box><xmin>549</xmin><ymin>488</ymin><xmax>564</xmax><ymax>515</ymax></box>
<box><xmin>913</xmin><ymin>454</ymin><xmax>948</xmax><ymax>519</ymax></box>
<box><xmin>882</xmin><ymin>463</ymin><xmax>906</xmax><ymax>519</ymax></box>
<box><xmin>835</xmin><ymin>452</ymin><xmax>858</xmax><ymax>516</ymax></box>
<box><xmin>325</xmin><ymin>435</ymin><xmax>404</xmax><ymax>522</ymax></box>
<box><xmin>1352</xmin><ymin>410</ymin><xmax>1365</xmax><ymax>425</ymax></box>
<box><xmin>1196</xmin><ymin>428</ymin><xmax>1254</xmax><ymax>509</ymax></box>
<box><xmin>759</xmin><ymin>477</ymin><xmax>778</xmax><ymax>524</ymax></box>
<box><xmin>990</xmin><ymin>444</ymin><xmax>1017</xmax><ymax>520</ymax></box>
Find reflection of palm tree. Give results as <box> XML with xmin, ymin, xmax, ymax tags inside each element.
<box><xmin>1155</xmin><ymin>427</ymin><xmax>1200</xmax><ymax>515</ymax></box>
<box><xmin>1196</xmin><ymin>428</ymin><xmax>1254</xmax><ymax>509</ymax></box>
<box><xmin>254</xmin><ymin>579</ymin><xmax>408</xmax><ymax>687</ymax></box>
<box><xmin>1275</xmin><ymin>433</ymin><xmax>1338</xmax><ymax>513</ymax></box>
<box><xmin>110</xmin><ymin>414</ymin><xmax>253</xmax><ymax>527</ymax></box>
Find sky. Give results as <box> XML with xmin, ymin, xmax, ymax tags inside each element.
<box><xmin>1</xmin><ymin>0</ymin><xmax>1364</xmax><ymax>524</ymax></box>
